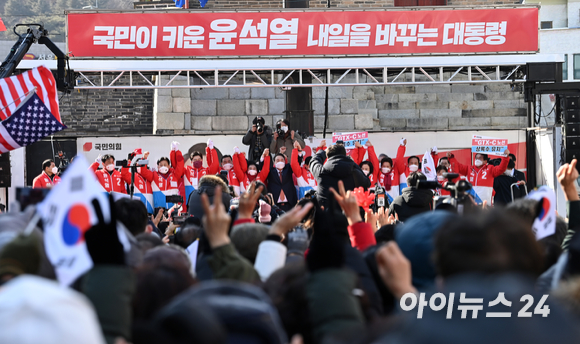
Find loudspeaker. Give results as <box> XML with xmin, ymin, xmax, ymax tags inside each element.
<box><xmin>565</xmin><ymin>109</ymin><xmax>580</xmax><ymax>122</ymax></box>
<box><xmin>567</xmin><ymin>136</ymin><xmax>580</xmax><ymax>149</ymax></box>
<box><xmin>566</xmin><ymin>96</ymin><xmax>580</xmax><ymax>109</ymax></box>
<box><xmin>0</xmin><ymin>154</ymin><xmax>10</xmax><ymax>187</ymax></box>
<box><xmin>526</xmin><ymin>62</ymin><xmax>562</xmax><ymax>83</ymax></box>
<box><xmin>566</xmin><ymin>123</ymin><xmax>580</xmax><ymax>136</ymax></box>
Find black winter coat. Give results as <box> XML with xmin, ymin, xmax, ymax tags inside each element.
<box><xmin>187</xmin><ymin>177</ymin><xmax>232</xmax><ymax>221</ymax></box>
<box><xmin>388</xmin><ymin>187</ymin><xmax>433</xmax><ymax>222</ymax></box>
<box><xmin>242</xmin><ymin>126</ymin><xmax>272</xmax><ymax>162</ymax></box>
<box><xmin>310</xmin><ymin>150</ymin><xmax>371</xmax><ymax>210</ymax></box>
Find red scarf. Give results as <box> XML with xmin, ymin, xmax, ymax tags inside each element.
<box><xmin>384</xmin><ymin>172</ymin><xmax>392</xmax><ymax>191</ymax></box>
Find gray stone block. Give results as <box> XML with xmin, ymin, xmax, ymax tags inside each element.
<box><xmin>377</xmin><ymin>102</ymin><xmax>416</xmax><ymax>110</ymax></box>
<box><xmin>273</xmin><ymin>115</ymin><xmax>285</xmax><ymax>126</ymax></box>
<box><xmin>355</xmin><ymin>113</ymin><xmax>374</xmax><ymax>130</ymax></box>
<box><xmin>314</xmin><ymin>116</ymin><xmax>325</xmax><ymax>130</ymax></box>
<box><xmin>399</xmin><ymin>93</ymin><xmax>437</xmax><ymax>102</ymax></box>
<box><xmin>491</xmin><ymin>116</ymin><xmax>527</xmax><ymax>128</ymax></box>
<box><xmin>449</xmin><ymin>100</ymin><xmax>493</xmax><ymax>110</ymax></box>
<box><xmin>184</xmin><ymin>114</ymin><xmax>191</xmax><ymax>130</ymax></box>
<box><xmin>341</xmin><ymin>99</ymin><xmax>358</xmax><ymax>114</ymax></box>
<box><xmin>191</xmin><ymin>116</ymin><xmax>212</xmax><ymax>130</ymax></box>
<box><xmin>173</xmin><ymin>97</ymin><xmax>191</xmax><ymax>113</ymax></box>
<box><xmin>191</xmin><ymin>88</ymin><xmax>229</xmax><ymax>100</ymax></box>
<box><xmin>437</xmin><ymin>93</ymin><xmax>474</xmax><ymax>102</ymax></box>
<box><xmin>379</xmin><ymin>109</ymin><xmax>420</xmax><ymax>119</ymax></box>
<box><xmin>313</xmin><ymin>99</ymin><xmax>340</xmax><ymax>116</ymax></box>
<box><xmin>463</xmin><ymin>108</ymin><xmax>527</xmax><ymax>118</ymax></box>
<box><xmin>375</xmin><ymin>94</ymin><xmax>398</xmax><ymax>103</ymax></box>
<box><xmin>416</xmin><ymin>102</ymin><xmax>450</xmax><ymax>109</ymax></box>
<box><xmin>415</xmin><ymin>85</ymin><xmax>451</xmax><ymax>93</ymax></box>
<box><xmin>407</xmin><ymin>118</ymin><xmax>449</xmax><ymax>130</ymax></box>
<box><xmin>155</xmin><ymin>96</ymin><xmax>173</xmax><ymax>113</ymax></box>
<box><xmin>229</xmin><ymin>87</ymin><xmax>251</xmax><ymax>99</ymax></box>
<box><xmin>312</xmin><ymin>87</ymin><xmax>326</xmax><ymax>99</ymax></box>
<box><xmin>156</xmin><ymin>112</ymin><xmax>185</xmax><ymax>130</ymax></box>
<box><xmin>384</xmin><ymin>86</ymin><xmax>415</xmax><ymax>94</ymax></box>
<box><xmin>251</xmin><ymin>87</ymin><xmax>275</xmax><ymax>99</ymax></box>
<box><xmin>217</xmin><ymin>100</ymin><xmax>246</xmax><ymax>116</ymax></box>
<box><xmin>212</xmin><ymin>116</ymin><xmax>248</xmax><ymax>131</ymax></box>
<box><xmin>172</xmin><ymin>88</ymin><xmax>190</xmax><ymax>98</ymax></box>
<box><xmin>191</xmin><ymin>100</ymin><xmax>217</xmax><ymax>116</ymax></box>
<box><xmin>246</xmin><ymin>100</ymin><xmax>268</xmax><ymax>116</ymax></box>
<box><xmin>449</xmin><ymin>117</ymin><xmax>492</xmax><ymax>130</ymax></box>
<box><xmin>275</xmin><ymin>87</ymin><xmax>285</xmax><ymax>99</ymax></box>
<box><xmin>379</xmin><ymin>118</ymin><xmax>407</xmax><ymax>129</ymax></box>
<box><xmin>493</xmin><ymin>100</ymin><xmax>525</xmax><ymax>109</ymax></box>
<box><xmin>451</xmin><ymin>84</ymin><xmax>485</xmax><ymax>94</ymax></box>
<box><xmin>329</xmin><ymin>115</ymin><xmax>355</xmax><ymax>130</ymax></box>
<box><xmin>359</xmin><ymin>109</ymin><xmax>378</xmax><ymax>118</ymax></box>
<box><xmin>358</xmin><ymin>100</ymin><xmax>377</xmax><ymax>109</ymax></box>
<box><xmin>485</xmin><ymin>83</ymin><xmax>514</xmax><ymax>92</ymax></box>
<box><xmin>268</xmin><ymin>99</ymin><xmax>285</xmax><ymax>115</ymax></box>
<box><xmin>156</xmin><ymin>88</ymin><xmax>172</xmax><ymax>97</ymax></box>
<box><xmin>353</xmin><ymin>88</ymin><xmax>375</xmax><ymax>100</ymax></box>
<box><xmin>475</xmin><ymin>92</ymin><xmax>521</xmax><ymax>101</ymax></box>
<box><xmin>329</xmin><ymin>87</ymin><xmax>353</xmax><ymax>99</ymax></box>
<box><xmin>247</xmin><ymin>116</ymin><xmax>273</xmax><ymax>128</ymax></box>
<box><xmin>420</xmin><ymin>109</ymin><xmax>461</xmax><ymax>118</ymax></box>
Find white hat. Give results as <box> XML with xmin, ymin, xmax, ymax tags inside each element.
<box><xmin>0</xmin><ymin>275</ymin><xmax>106</xmax><ymax>344</ymax></box>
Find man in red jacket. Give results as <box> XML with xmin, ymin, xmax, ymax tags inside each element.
<box><xmin>448</xmin><ymin>149</ymin><xmax>510</xmax><ymax>205</ymax></box>
<box><xmin>32</xmin><ymin>159</ymin><xmax>61</xmax><ymax>188</ymax></box>
<box><xmin>89</xmin><ymin>154</ymin><xmax>127</xmax><ymax>194</ymax></box>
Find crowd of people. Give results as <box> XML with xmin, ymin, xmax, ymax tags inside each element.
<box><xmin>4</xmin><ymin>117</ymin><xmax>579</xmax><ymax>343</ymax></box>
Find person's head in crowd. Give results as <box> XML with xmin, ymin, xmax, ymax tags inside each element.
<box><xmin>142</xmin><ymin>245</ymin><xmax>192</xmax><ymax>271</ymax></box>
<box><xmin>553</xmin><ymin>277</ymin><xmax>580</xmax><ymax>318</ymax></box>
<box><xmin>0</xmin><ymin>234</ymin><xmax>41</xmax><ymax>285</ymax></box>
<box><xmin>247</xmin><ymin>161</ymin><xmax>258</xmax><ymax>176</ymax></box>
<box><xmin>438</xmin><ymin>156</ymin><xmax>449</xmax><ymax>169</ymax></box>
<box><xmin>434</xmin><ymin>209</ymin><xmax>543</xmax><ymax>279</ymax></box>
<box><xmin>378</xmin><ymin>153</ymin><xmax>387</xmax><ymax>162</ymax></box>
<box><xmin>190</xmin><ymin>151</ymin><xmax>203</xmax><ymax>169</ymax></box>
<box><xmin>253</xmin><ymin>116</ymin><xmax>266</xmax><ymax>134</ymax></box>
<box><xmin>326</xmin><ymin>144</ymin><xmax>347</xmax><ymax>159</ymax></box>
<box><xmin>277</xmin><ymin>119</ymin><xmax>291</xmax><ymax>137</ymax></box>
<box><xmin>406</xmin><ymin>172</ymin><xmax>427</xmax><ymax>188</ymax></box>
<box><xmin>135</xmin><ymin>233</ymin><xmax>163</xmax><ymax>254</ymax></box>
<box><xmin>274</xmin><ymin>153</ymin><xmax>286</xmax><ymax>171</ymax></box>
<box><xmin>115</xmin><ymin>199</ymin><xmax>149</xmax><ymax>237</ymax></box>
<box><xmin>407</xmin><ymin>156</ymin><xmax>420</xmax><ymax>173</ymax></box>
<box><xmin>474</xmin><ymin>153</ymin><xmax>489</xmax><ymax>167</ymax></box>
<box><xmin>360</xmin><ymin>161</ymin><xmax>373</xmax><ymax>177</ymax></box>
<box><xmin>375</xmin><ymin>224</ymin><xmax>396</xmax><ymax>244</ymax></box>
<box><xmin>506</xmin><ymin>153</ymin><xmax>517</xmax><ymax>171</ymax></box>
<box><xmin>396</xmin><ymin>211</ymin><xmax>455</xmax><ymax>290</ymax></box>
<box><xmin>173</xmin><ymin>217</ymin><xmax>202</xmax><ymax>249</ymax></box>
<box><xmin>157</xmin><ymin>157</ymin><xmax>170</xmax><ymax>175</ymax></box>
<box><xmin>436</xmin><ymin>165</ymin><xmax>448</xmax><ymax>182</ymax></box>
<box><xmin>133</xmin><ymin>263</ymin><xmax>196</xmax><ymax>321</ymax></box>
<box><xmin>0</xmin><ymin>204</ymin><xmax>5</xmax><ymax>213</ymax></box>
<box><xmin>254</xmin><ymin>180</ymin><xmax>268</xmax><ymax>195</ymax></box>
<box><xmin>230</xmin><ymin>223</ymin><xmax>269</xmax><ymax>264</ymax></box>
<box><xmin>296</xmin><ymin>198</ymin><xmax>317</xmax><ymax>230</ymax></box>
<box><xmin>381</xmin><ymin>156</ymin><xmax>393</xmax><ymax>174</ymax></box>
<box><xmin>221</xmin><ymin>155</ymin><xmax>233</xmax><ymax>171</ymax></box>
<box><xmin>101</xmin><ymin>154</ymin><xmax>116</xmax><ymax>173</ymax></box>
<box><xmin>42</xmin><ymin>159</ymin><xmax>58</xmax><ymax>176</ymax></box>
<box><xmin>263</xmin><ymin>261</ymin><xmax>313</xmax><ymax>344</ymax></box>
<box><xmin>0</xmin><ymin>275</ymin><xmax>106</xmax><ymax>344</ymax></box>
<box><xmin>303</xmin><ymin>156</ymin><xmax>312</xmax><ymax>172</ymax></box>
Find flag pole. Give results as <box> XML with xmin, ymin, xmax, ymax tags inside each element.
<box><xmin>0</xmin><ymin>87</ymin><xmax>37</xmax><ymax>115</ymax></box>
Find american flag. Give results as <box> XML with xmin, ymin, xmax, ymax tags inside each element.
<box><xmin>0</xmin><ymin>91</ymin><xmax>66</xmax><ymax>153</ymax></box>
<box><xmin>0</xmin><ymin>66</ymin><xmax>61</xmax><ymax>122</ymax></box>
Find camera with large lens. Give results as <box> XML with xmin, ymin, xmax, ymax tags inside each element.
<box><xmin>417</xmin><ymin>173</ymin><xmax>475</xmax><ymax>214</ymax></box>
<box><xmin>252</xmin><ymin>116</ymin><xmax>265</xmax><ymax>134</ymax></box>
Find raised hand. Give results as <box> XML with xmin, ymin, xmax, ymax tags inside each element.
<box><xmin>280</xmin><ymin>146</ymin><xmax>287</xmax><ymax>155</ymax></box>
<box><xmin>171</xmin><ymin>141</ymin><xmax>180</xmax><ymax>152</ymax></box>
<box><xmin>273</xmin><ymin>132</ymin><xmax>279</xmax><ymax>140</ymax></box>
<box><xmin>294</xmin><ymin>140</ymin><xmax>301</xmax><ymax>150</ymax></box>
<box><xmin>143</xmin><ymin>151</ymin><xmax>150</xmax><ymax>160</ymax></box>
<box><xmin>291</xmin><ymin>130</ymin><xmax>295</xmax><ymax>140</ymax></box>
<box><xmin>262</xmin><ymin>148</ymin><xmax>270</xmax><ymax>158</ymax></box>
<box><xmin>329</xmin><ymin>180</ymin><xmax>362</xmax><ymax>225</ymax></box>
<box><xmin>238</xmin><ymin>182</ymin><xmax>264</xmax><ymax>220</ymax></box>
<box><xmin>365</xmin><ymin>209</ymin><xmax>379</xmax><ymax>233</ymax></box>
<box><xmin>366</xmin><ymin>140</ymin><xmax>373</xmax><ymax>147</ymax></box>
<box><xmin>355</xmin><ymin>141</ymin><xmax>363</xmax><ymax>149</ymax></box>
<box><xmin>376</xmin><ymin>241</ymin><xmax>417</xmax><ymax>299</ymax></box>
<box><xmin>201</xmin><ymin>186</ymin><xmax>232</xmax><ymax>248</ymax></box>
<box><xmin>557</xmin><ymin>159</ymin><xmax>579</xmax><ymax>201</ymax></box>
<box><xmin>319</xmin><ymin>140</ymin><xmax>327</xmax><ymax>148</ymax></box>
<box><xmin>270</xmin><ymin>202</ymin><xmax>314</xmax><ymax>237</ymax></box>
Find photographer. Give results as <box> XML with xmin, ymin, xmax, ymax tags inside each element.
<box><xmin>243</xmin><ymin>116</ymin><xmax>273</xmax><ymax>162</ymax></box>
<box><xmin>270</xmin><ymin>119</ymin><xmax>305</xmax><ymax>160</ymax></box>
<box><xmin>388</xmin><ymin>172</ymin><xmax>433</xmax><ymax>222</ymax></box>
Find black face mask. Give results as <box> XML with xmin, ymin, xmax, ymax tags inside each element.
<box><xmin>508</xmin><ymin>160</ymin><xmax>515</xmax><ymax>169</ymax></box>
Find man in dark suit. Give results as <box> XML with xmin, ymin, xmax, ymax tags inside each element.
<box><xmin>493</xmin><ymin>153</ymin><xmax>527</xmax><ymax>205</ymax></box>
<box><xmin>509</xmin><ymin>153</ymin><xmax>526</xmax><ymax>183</ymax></box>
<box><xmin>266</xmin><ymin>151</ymin><xmax>298</xmax><ymax>212</ymax></box>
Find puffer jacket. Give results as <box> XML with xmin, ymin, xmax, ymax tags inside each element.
<box><xmin>388</xmin><ymin>187</ymin><xmax>433</xmax><ymax>222</ymax></box>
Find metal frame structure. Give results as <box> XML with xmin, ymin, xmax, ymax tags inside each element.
<box><xmin>18</xmin><ymin>54</ymin><xmax>564</xmax><ymax>89</ymax></box>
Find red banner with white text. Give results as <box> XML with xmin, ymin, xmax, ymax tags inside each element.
<box><xmin>67</xmin><ymin>8</ymin><xmax>538</xmax><ymax>58</ymax></box>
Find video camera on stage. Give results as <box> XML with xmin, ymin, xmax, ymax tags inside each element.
<box><xmin>372</xmin><ymin>184</ymin><xmax>388</xmax><ymax>212</ymax></box>
<box><xmin>417</xmin><ymin>173</ymin><xmax>475</xmax><ymax>214</ymax></box>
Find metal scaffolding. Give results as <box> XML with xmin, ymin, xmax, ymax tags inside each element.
<box><xmin>18</xmin><ymin>54</ymin><xmax>564</xmax><ymax>89</ymax></box>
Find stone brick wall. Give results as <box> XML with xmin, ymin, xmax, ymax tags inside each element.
<box><xmin>56</xmin><ymin>89</ymin><xmax>154</xmax><ymax>137</ymax></box>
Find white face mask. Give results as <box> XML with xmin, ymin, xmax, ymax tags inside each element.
<box><xmin>106</xmin><ymin>164</ymin><xmax>115</xmax><ymax>172</ymax></box>
<box><xmin>223</xmin><ymin>163</ymin><xmax>233</xmax><ymax>171</ymax></box>
<box><xmin>381</xmin><ymin>167</ymin><xmax>390</xmax><ymax>174</ymax></box>
<box><xmin>275</xmin><ymin>161</ymin><xmax>285</xmax><ymax>170</ymax></box>
<box><xmin>409</xmin><ymin>164</ymin><xmax>419</xmax><ymax>172</ymax></box>
<box><xmin>248</xmin><ymin>170</ymin><xmax>257</xmax><ymax>176</ymax></box>
<box><xmin>158</xmin><ymin>166</ymin><xmax>169</xmax><ymax>174</ymax></box>
<box><xmin>51</xmin><ymin>167</ymin><xmax>58</xmax><ymax>175</ymax></box>
<box><xmin>281</xmin><ymin>126</ymin><xmax>288</xmax><ymax>133</ymax></box>
<box><xmin>437</xmin><ymin>175</ymin><xmax>445</xmax><ymax>182</ymax></box>
<box><xmin>363</xmin><ymin>170</ymin><xmax>369</xmax><ymax>176</ymax></box>
<box><xmin>504</xmin><ymin>169</ymin><xmax>514</xmax><ymax>176</ymax></box>
<box><xmin>474</xmin><ymin>160</ymin><xmax>483</xmax><ymax>167</ymax></box>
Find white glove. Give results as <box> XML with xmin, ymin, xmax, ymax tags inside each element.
<box><xmin>234</xmin><ymin>146</ymin><xmax>240</xmax><ymax>154</ymax></box>
<box><xmin>95</xmin><ymin>154</ymin><xmax>102</xmax><ymax>163</ymax></box>
<box><xmin>207</xmin><ymin>139</ymin><xmax>214</xmax><ymax>149</ymax></box>
<box><xmin>171</xmin><ymin>141</ymin><xmax>180</xmax><ymax>151</ymax></box>
<box><xmin>400</xmin><ymin>138</ymin><xmax>406</xmax><ymax>146</ymax></box>
<box><xmin>432</xmin><ymin>146</ymin><xmax>438</xmax><ymax>154</ymax></box>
